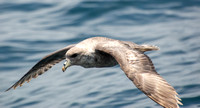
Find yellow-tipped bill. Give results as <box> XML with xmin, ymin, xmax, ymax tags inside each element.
<box><xmin>62</xmin><ymin>60</ymin><xmax>71</xmax><ymax>72</ymax></box>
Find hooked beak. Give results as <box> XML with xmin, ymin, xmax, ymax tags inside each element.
<box><xmin>62</xmin><ymin>60</ymin><xmax>71</xmax><ymax>72</ymax></box>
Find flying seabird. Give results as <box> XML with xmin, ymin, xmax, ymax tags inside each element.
<box><xmin>6</xmin><ymin>37</ymin><xmax>182</xmax><ymax>108</ymax></box>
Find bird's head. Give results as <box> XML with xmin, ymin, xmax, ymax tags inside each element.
<box><xmin>62</xmin><ymin>46</ymin><xmax>95</xmax><ymax>72</ymax></box>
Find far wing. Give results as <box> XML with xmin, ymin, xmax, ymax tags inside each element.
<box><xmin>6</xmin><ymin>45</ymin><xmax>75</xmax><ymax>91</ymax></box>
<box><xmin>96</xmin><ymin>43</ymin><xmax>182</xmax><ymax>108</ymax></box>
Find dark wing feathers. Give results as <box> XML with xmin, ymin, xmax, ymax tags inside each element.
<box><xmin>96</xmin><ymin>42</ymin><xmax>182</xmax><ymax>108</ymax></box>
<box><xmin>6</xmin><ymin>45</ymin><xmax>75</xmax><ymax>91</ymax></box>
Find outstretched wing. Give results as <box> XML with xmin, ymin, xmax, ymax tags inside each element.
<box><xmin>96</xmin><ymin>42</ymin><xmax>182</xmax><ymax>108</ymax></box>
<box><xmin>6</xmin><ymin>45</ymin><xmax>75</xmax><ymax>91</ymax></box>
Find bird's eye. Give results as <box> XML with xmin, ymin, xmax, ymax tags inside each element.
<box><xmin>70</xmin><ymin>53</ymin><xmax>78</xmax><ymax>58</ymax></box>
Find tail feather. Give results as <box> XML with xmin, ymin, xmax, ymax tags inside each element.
<box><xmin>122</xmin><ymin>41</ymin><xmax>159</xmax><ymax>52</ymax></box>
<box><xmin>139</xmin><ymin>44</ymin><xmax>159</xmax><ymax>52</ymax></box>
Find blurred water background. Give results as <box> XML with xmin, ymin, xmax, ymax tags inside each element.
<box><xmin>0</xmin><ymin>0</ymin><xmax>200</xmax><ymax>108</ymax></box>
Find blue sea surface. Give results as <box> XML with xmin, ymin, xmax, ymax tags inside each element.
<box><xmin>0</xmin><ymin>0</ymin><xmax>200</xmax><ymax>108</ymax></box>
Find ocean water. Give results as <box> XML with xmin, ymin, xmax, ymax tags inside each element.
<box><xmin>0</xmin><ymin>0</ymin><xmax>200</xmax><ymax>108</ymax></box>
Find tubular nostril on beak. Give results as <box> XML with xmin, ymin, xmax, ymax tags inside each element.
<box><xmin>62</xmin><ymin>60</ymin><xmax>71</xmax><ymax>72</ymax></box>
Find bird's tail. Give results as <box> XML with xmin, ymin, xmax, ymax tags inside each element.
<box><xmin>121</xmin><ymin>41</ymin><xmax>159</xmax><ymax>52</ymax></box>
<box><xmin>138</xmin><ymin>44</ymin><xmax>159</xmax><ymax>52</ymax></box>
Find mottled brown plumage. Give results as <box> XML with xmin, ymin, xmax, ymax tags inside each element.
<box><xmin>6</xmin><ymin>37</ymin><xmax>182</xmax><ymax>108</ymax></box>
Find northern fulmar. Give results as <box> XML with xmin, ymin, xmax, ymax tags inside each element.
<box><xmin>6</xmin><ymin>37</ymin><xmax>182</xmax><ymax>108</ymax></box>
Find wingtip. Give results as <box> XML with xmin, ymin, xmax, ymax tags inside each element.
<box><xmin>5</xmin><ymin>86</ymin><xmax>13</xmax><ymax>92</ymax></box>
<box><xmin>177</xmin><ymin>97</ymin><xmax>183</xmax><ymax>106</ymax></box>
<box><xmin>5</xmin><ymin>81</ymin><xmax>21</xmax><ymax>92</ymax></box>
